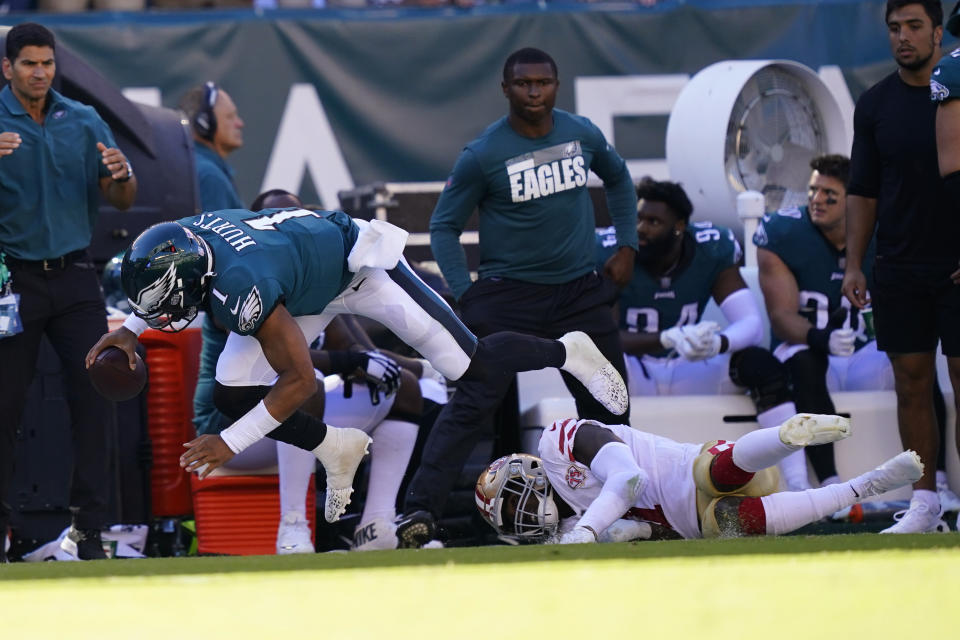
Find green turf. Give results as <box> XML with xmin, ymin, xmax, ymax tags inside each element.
<box><xmin>2</xmin><ymin>531</ymin><xmax>958</xmax><ymax>581</ymax></box>
<box><xmin>3</xmin><ymin>541</ymin><xmax>958</xmax><ymax>639</ymax></box>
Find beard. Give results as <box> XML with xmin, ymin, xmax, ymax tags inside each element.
<box><xmin>895</xmin><ymin>38</ymin><xmax>936</xmax><ymax>71</ymax></box>
<box><xmin>636</xmin><ymin>233</ymin><xmax>677</xmax><ymax>266</ymax></box>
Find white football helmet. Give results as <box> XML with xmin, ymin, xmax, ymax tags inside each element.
<box><xmin>475</xmin><ymin>453</ymin><xmax>559</xmax><ymax>542</ymax></box>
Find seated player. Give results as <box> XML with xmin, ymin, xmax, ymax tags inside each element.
<box><xmin>475</xmin><ymin>415</ymin><xmax>923</xmax><ymax>543</ymax></box>
<box><xmin>755</xmin><ymin>155</ymin><xmax>959</xmax><ymax>509</ymax></box>
<box><xmin>598</xmin><ymin>178</ymin><xmax>809</xmax><ymax>489</ymax></box>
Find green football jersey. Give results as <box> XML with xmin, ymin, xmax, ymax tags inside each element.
<box><xmin>178</xmin><ymin>208</ymin><xmax>359</xmax><ymax>336</ymax></box>
<box><xmin>753</xmin><ymin>205</ymin><xmax>875</xmax><ymax>351</ymax></box>
<box><xmin>931</xmin><ymin>46</ymin><xmax>960</xmax><ymax>103</ymax></box>
<box><xmin>597</xmin><ymin>222</ymin><xmax>740</xmax><ymax>356</ymax></box>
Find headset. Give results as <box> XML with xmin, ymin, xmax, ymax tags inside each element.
<box><xmin>192</xmin><ymin>81</ymin><xmax>219</xmax><ymax>141</ymax></box>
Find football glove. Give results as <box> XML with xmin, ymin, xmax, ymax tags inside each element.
<box><xmin>661</xmin><ymin>322</ymin><xmax>722</xmax><ymax>361</ymax></box>
<box><xmin>807</xmin><ymin>306</ymin><xmax>856</xmax><ymax>357</ymax></box>
<box><xmin>598</xmin><ymin>519</ymin><xmax>653</xmax><ymax>543</ymax></box>
<box><xmin>828</xmin><ymin>328</ymin><xmax>856</xmax><ymax>357</ymax></box>
<box><xmin>558</xmin><ymin>525</ymin><xmax>598</xmax><ymax>545</ymax></box>
<box><xmin>334</xmin><ymin>351</ymin><xmax>401</xmax><ymax>405</ymax></box>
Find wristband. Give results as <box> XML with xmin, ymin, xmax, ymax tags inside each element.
<box><xmin>806</xmin><ymin>327</ymin><xmax>830</xmax><ymax>355</ymax></box>
<box><xmin>220</xmin><ymin>400</ymin><xmax>281</xmax><ymax>454</ymax></box>
<box><xmin>122</xmin><ymin>313</ymin><xmax>149</xmax><ymax>337</ymax></box>
<box><xmin>718</xmin><ymin>334</ymin><xmax>730</xmax><ymax>354</ymax></box>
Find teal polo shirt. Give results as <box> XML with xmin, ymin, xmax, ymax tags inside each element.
<box><xmin>194</xmin><ymin>144</ymin><xmax>244</xmax><ymax>211</ymax></box>
<box><xmin>0</xmin><ymin>86</ymin><xmax>115</xmax><ymax>260</ymax></box>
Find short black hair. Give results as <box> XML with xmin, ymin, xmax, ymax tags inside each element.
<box><xmin>809</xmin><ymin>154</ymin><xmax>850</xmax><ymax>187</ymax></box>
<box><xmin>635</xmin><ymin>177</ymin><xmax>693</xmax><ymax>223</ymax></box>
<box><xmin>5</xmin><ymin>22</ymin><xmax>56</xmax><ymax>62</ymax></box>
<box><xmin>503</xmin><ymin>48</ymin><xmax>558</xmax><ymax>81</ymax></box>
<box><xmin>885</xmin><ymin>0</ymin><xmax>942</xmax><ymax>26</ymax></box>
<box><xmin>250</xmin><ymin>189</ymin><xmax>302</xmax><ymax>212</ymax></box>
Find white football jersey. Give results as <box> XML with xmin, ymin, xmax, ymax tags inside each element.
<box><xmin>538</xmin><ymin>419</ymin><xmax>703</xmax><ymax>539</ymax></box>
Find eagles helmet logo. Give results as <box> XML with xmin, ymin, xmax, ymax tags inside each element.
<box><xmin>753</xmin><ymin>221</ymin><xmax>769</xmax><ymax>248</ymax></box>
<box><xmin>237</xmin><ymin>285</ymin><xmax>263</xmax><ymax>333</ymax></box>
<box><xmin>931</xmin><ymin>78</ymin><xmax>950</xmax><ymax>102</ymax></box>
<box><xmin>131</xmin><ymin>263</ymin><xmax>177</xmax><ymax>314</ymax></box>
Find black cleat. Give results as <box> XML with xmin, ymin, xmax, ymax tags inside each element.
<box><xmin>60</xmin><ymin>526</ymin><xmax>108</xmax><ymax>560</ymax></box>
<box><xmin>395</xmin><ymin>510</ymin><xmax>436</xmax><ymax>549</ymax></box>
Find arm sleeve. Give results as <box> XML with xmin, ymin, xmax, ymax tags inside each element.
<box><xmin>846</xmin><ymin>95</ymin><xmax>880</xmax><ymax>198</ymax></box>
<box><xmin>429</xmin><ymin>149</ymin><xmax>487</xmax><ymax>300</ymax></box>
<box><xmin>577</xmin><ymin>441</ymin><xmax>648</xmax><ymax>537</ymax></box>
<box><xmin>587</xmin><ymin>123</ymin><xmax>638</xmax><ymax>252</ymax></box>
<box><xmin>719</xmin><ymin>287</ymin><xmax>764</xmax><ymax>351</ymax></box>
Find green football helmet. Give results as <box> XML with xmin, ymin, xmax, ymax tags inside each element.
<box><xmin>121</xmin><ymin>222</ymin><xmax>213</xmax><ymax>332</ymax></box>
<box><xmin>101</xmin><ymin>251</ymin><xmax>130</xmax><ymax>313</ymax></box>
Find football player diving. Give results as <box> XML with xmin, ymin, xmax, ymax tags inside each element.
<box><xmin>475</xmin><ymin>414</ymin><xmax>923</xmax><ymax>544</ymax></box>
<box><xmin>85</xmin><ymin>207</ymin><xmax>628</xmax><ymax>524</ymax></box>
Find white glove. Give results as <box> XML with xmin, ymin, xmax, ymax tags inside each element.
<box><xmin>828</xmin><ymin>328</ymin><xmax>856</xmax><ymax>357</ymax></box>
<box><xmin>663</xmin><ymin>322</ymin><xmax>721</xmax><ymax>361</ymax></box>
<box><xmin>660</xmin><ymin>326</ymin><xmax>686</xmax><ymax>350</ymax></box>
<box><xmin>598</xmin><ymin>519</ymin><xmax>653</xmax><ymax>543</ymax></box>
<box><xmin>558</xmin><ymin>526</ymin><xmax>598</xmax><ymax>545</ymax></box>
<box><xmin>679</xmin><ymin>321</ymin><xmax>722</xmax><ymax>361</ymax></box>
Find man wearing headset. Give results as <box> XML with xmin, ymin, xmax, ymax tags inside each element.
<box><xmin>178</xmin><ymin>82</ymin><xmax>245</xmax><ymax>212</ymax></box>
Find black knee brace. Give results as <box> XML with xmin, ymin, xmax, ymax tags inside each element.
<box><xmin>728</xmin><ymin>346</ymin><xmax>792</xmax><ymax>413</ymax></box>
<box><xmin>213</xmin><ymin>382</ymin><xmax>326</xmax><ymax>451</ymax></box>
<box><xmin>784</xmin><ymin>349</ymin><xmax>835</xmax><ymax>414</ymax></box>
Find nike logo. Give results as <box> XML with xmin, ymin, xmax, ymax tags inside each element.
<box><xmin>230</xmin><ymin>297</ymin><xmax>241</xmax><ymax>315</ymax></box>
<box><xmin>351</xmin><ymin>277</ymin><xmax>367</xmax><ymax>292</ymax></box>
<box><xmin>851</xmin><ymin>485</ymin><xmax>860</xmax><ymax>498</ymax></box>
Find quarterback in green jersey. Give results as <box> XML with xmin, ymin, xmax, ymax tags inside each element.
<box><xmin>598</xmin><ymin>178</ymin><xmax>813</xmax><ymax>490</ymax></box>
<box><xmin>86</xmin><ymin>206</ymin><xmax>628</xmax><ymax>526</ymax></box>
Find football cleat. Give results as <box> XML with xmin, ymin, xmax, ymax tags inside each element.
<box><xmin>936</xmin><ymin>480</ymin><xmax>960</xmax><ymax>513</ymax></box>
<box><xmin>313</xmin><ymin>426</ymin><xmax>372</xmax><ymax>523</ymax></box>
<box><xmin>59</xmin><ymin>526</ymin><xmax>107</xmax><ymax>561</ymax></box>
<box><xmin>395</xmin><ymin>510</ymin><xmax>436</xmax><ymax>549</ymax></box>
<box><xmin>851</xmin><ymin>450</ymin><xmax>924</xmax><ymax>501</ymax></box>
<box><xmin>352</xmin><ymin>518</ymin><xmax>398</xmax><ymax>551</ymax></box>
<box><xmin>880</xmin><ymin>498</ymin><xmax>949</xmax><ymax>534</ymax></box>
<box><xmin>778</xmin><ymin>413</ymin><xmax>851</xmax><ymax>447</ymax></box>
<box><xmin>276</xmin><ymin>511</ymin><xmax>314</xmax><ymax>555</ymax></box>
<box><xmin>558</xmin><ymin>331</ymin><xmax>628</xmax><ymax>416</ymax></box>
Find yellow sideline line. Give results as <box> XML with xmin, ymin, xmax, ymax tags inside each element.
<box><xmin>4</xmin><ymin>549</ymin><xmax>955</xmax><ymax>639</ymax></box>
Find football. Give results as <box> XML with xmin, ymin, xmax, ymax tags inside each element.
<box><xmin>89</xmin><ymin>346</ymin><xmax>147</xmax><ymax>401</ymax></box>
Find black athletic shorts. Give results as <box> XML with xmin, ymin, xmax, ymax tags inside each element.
<box><xmin>872</xmin><ymin>260</ymin><xmax>960</xmax><ymax>356</ymax></box>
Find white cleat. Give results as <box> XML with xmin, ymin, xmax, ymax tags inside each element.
<box><xmin>880</xmin><ymin>498</ymin><xmax>949</xmax><ymax>534</ymax></box>
<box><xmin>352</xmin><ymin>518</ymin><xmax>399</xmax><ymax>551</ymax></box>
<box><xmin>852</xmin><ymin>450</ymin><xmax>924</xmax><ymax>501</ymax></box>
<box><xmin>779</xmin><ymin>413</ymin><xmax>852</xmax><ymax>447</ymax></box>
<box><xmin>936</xmin><ymin>482</ymin><xmax>960</xmax><ymax>513</ymax></box>
<box><xmin>558</xmin><ymin>331</ymin><xmax>628</xmax><ymax>416</ymax></box>
<box><xmin>276</xmin><ymin>511</ymin><xmax>315</xmax><ymax>555</ymax></box>
<box><xmin>313</xmin><ymin>426</ymin><xmax>372</xmax><ymax>523</ymax></box>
